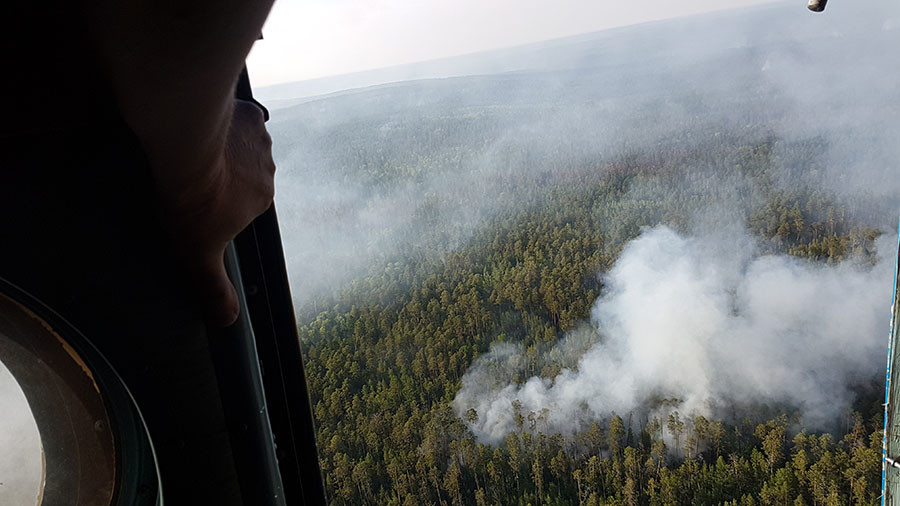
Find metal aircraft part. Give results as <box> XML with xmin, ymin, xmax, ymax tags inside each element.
<box><xmin>808</xmin><ymin>0</ymin><xmax>828</xmax><ymax>12</ymax></box>
<box><xmin>883</xmin><ymin>219</ymin><xmax>900</xmax><ymax>505</ymax></box>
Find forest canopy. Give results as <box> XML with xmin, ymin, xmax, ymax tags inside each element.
<box><xmin>271</xmin><ymin>3</ymin><xmax>899</xmax><ymax>504</ymax></box>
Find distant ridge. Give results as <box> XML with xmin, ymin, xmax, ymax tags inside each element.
<box><xmin>256</xmin><ymin>1</ymin><xmax>797</xmax><ymax>106</ymax></box>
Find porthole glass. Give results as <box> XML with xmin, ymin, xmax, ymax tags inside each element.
<box><xmin>0</xmin><ymin>359</ymin><xmax>44</xmax><ymax>505</ymax></box>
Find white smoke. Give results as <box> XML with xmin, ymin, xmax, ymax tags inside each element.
<box><xmin>454</xmin><ymin>224</ymin><xmax>894</xmax><ymax>444</ymax></box>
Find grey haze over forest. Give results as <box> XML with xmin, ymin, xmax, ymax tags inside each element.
<box><xmin>271</xmin><ymin>0</ymin><xmax>899</xmax><ymax>308</ymax></box>
<box><xmin>268</xmin><ymin>0</ymin><xmax>900</xmax><ymax>441</ymax></box>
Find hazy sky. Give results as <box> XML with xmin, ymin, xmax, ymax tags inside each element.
<box><xmin>247</xmin><ymin>0</ymin><xmax>785</xmax><ymax>86</ymax></box>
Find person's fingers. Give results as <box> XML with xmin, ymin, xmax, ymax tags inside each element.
<box><xmin>165</xmin><ymin>99</ymin><xmax>276</xmax><ymax>327</ymax></box>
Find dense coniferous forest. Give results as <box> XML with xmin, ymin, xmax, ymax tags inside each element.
<box><xmin>269</xmin><ymin>3</ymin><xmax>900</xmax><ymax>504</ymax></box>
<box><xmin>295</xmin><ymin>136</ymin><xmax>888</xmax><ymax>505</ymax></box>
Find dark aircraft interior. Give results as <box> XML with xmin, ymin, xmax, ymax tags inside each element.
<box><xmin>0</xmin><ymin>63</ymin><xmax>325</xmax><ymax>504</ymax></box>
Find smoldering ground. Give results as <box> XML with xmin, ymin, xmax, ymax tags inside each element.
<box><xmin>453</xmin><ymin>223</ymin><xmax>894</xmax><ymax>445</ymax></box>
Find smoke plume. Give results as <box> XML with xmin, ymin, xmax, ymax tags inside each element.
<box><xmin>454</xmin><ymin>224</ymin><xmax>893</xmax><ymax>444</ymax></box>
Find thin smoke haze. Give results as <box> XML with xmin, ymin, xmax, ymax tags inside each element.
<box><xmin>454</xmin><ymin>224</ymin><xmax>893</xmax><ymax>444</ymax></box>
<box><xmin>271</xmin><ymin>0</ymin><xmax>900</xmax><ymax>311</ymax></box>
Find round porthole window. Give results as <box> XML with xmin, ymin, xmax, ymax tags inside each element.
<box><xmin>0</xmin><ymin>280</ymin><xmax>160</xmax><ymax>506</ymax></box>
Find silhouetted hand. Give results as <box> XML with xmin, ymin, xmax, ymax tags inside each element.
<box><xmin>163</xmin><ymin>99</ymin><xmax>275</xmax><ymax>327</ymax></box>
